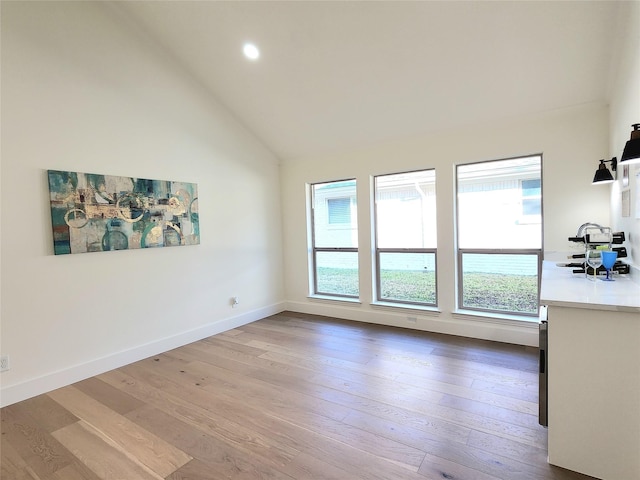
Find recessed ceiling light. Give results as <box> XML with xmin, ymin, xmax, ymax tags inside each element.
<box><xmin>243</xmin><ymin>43</ymin><xmax>260</xmax><ymax>60</ymax></box>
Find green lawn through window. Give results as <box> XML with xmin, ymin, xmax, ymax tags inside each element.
<box><xmin>317</xmin><ymin>268</ymin><xmax>538</xmax><ymax>314</ymax></box>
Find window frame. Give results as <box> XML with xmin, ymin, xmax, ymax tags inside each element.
<box><xmin>455</xmin><ymin>155</ymin><xmax>543</xmax><ymax>318</ymax></box>
<box><xmin>309</xmin><ymin>179</ymin><xmax>359</xmax><ymax>299</ymax></box>
<box><xmin>373</xmin><ymin>168</ymin><xmax>438</xmax><ymax>307</ymax></box>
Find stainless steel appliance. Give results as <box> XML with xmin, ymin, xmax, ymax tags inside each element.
<box><xmin>539</xmin><ymin>305</ymin><xmax>548</xmax><ymax>427</ymax></box>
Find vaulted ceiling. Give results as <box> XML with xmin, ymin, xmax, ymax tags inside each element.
<box><xmin>114</xmin><ymin>1</ymin><xmax>622</xmax><ymax>161</ymax></box>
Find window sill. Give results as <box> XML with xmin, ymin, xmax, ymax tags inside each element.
<box><xmin>307</xmin><ymin>294</ymin><xmax>362</xmax><ymax>305</ymax></box>
<box><xmin>453</xmin><ymin>309</ymin><xmax>539</xmax><ymax>326</ymax></box>
<box><xmin>371</xmin><ymin>301</ymin><xmax>441</xmax><ymax>316</ymax></box>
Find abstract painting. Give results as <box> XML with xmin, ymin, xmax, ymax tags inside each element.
<box><xmin>47</xmin><ymin>170</ymin><xmax>199</xmax><ymax>255</ymax></box>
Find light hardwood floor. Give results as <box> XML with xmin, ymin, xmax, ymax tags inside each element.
<box><xmin>1</xmin><ymin>312</ymin><xmax>595</xmax><ymax>480</ymax></box>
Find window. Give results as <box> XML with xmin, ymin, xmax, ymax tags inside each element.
<box><xmin>310</xmin><ymin>180</ymin><xmax>358</xmax><ymax>298</ymax></box>
<box><xmin>521</xmin><ymin>179</ymin><xmax>542</xmax><ymax>217</ymax></box>
<box><xmin>456</xmin><ymin>155</ymin><xmax>542</xmax><ymax>317</ymax></box>
<box><xmin>327</xmin><ymin>198</ymin><xmax>351</xmax><ymax>224</ymax></box>
<box><xmin>374</xmin><ymin>169</ymin><xmax>437</xmax><ymax>306</ymax></box>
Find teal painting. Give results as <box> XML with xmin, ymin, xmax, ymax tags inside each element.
<box><xmin>47</xmin><ymin>170</ymin><xmax>199</xmax><ymax>255</ymax></box>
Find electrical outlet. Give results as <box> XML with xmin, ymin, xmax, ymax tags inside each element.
<box><xmin>407</xmin><ymin>316</ymin><xmax>417</xmax><ymax>324</ymax></box>
<box><xmin>232</xmin><ymin>296</ymin><xmax>240</xmax><ymax>308</ymax></box>
<box><xmin>0</xmin><ymin>355</ymin><xmax>9</xmax><ymax>372</ymax></box>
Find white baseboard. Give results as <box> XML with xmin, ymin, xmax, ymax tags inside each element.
<box><xmin>285</xmin><ymin>300</ymin><xmax>539</xmax><ymax>347</ymax></box>
<box><xmin>1</xmin><ymin>300</ymin><xmax>538</xmax><ymax>407</ymax></box>
<box><xmin>0</xmin><ymin>302</ymin><xmax>285</xmax><ymax>407</ymax></box>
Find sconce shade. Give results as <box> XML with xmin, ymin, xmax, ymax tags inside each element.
<box><xmin>592</xmin><ymin>159</ymin><xmax>614</xmax><ymax>184</ymax></box>
<box><xmin>620</xmin><ymin>123</ymin><xmax>640</xmax><ymax>165</ymax></box>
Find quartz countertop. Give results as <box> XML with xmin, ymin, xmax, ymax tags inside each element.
<box><xmin>540</xmin><ymin>256</ymin><xmax>640</xmax><ymax>313</ymax></box>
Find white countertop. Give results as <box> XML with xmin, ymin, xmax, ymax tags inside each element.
<box><xmin>540</xmin><ymin>256</ymin><xmax>640</xmax><ymax>313</ymax></box>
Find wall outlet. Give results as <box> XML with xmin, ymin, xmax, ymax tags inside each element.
<box><xmin>232</xmin><ymin>296</ymin><xmax>240</xmax><ymax>308</ymax></box>
<box><xmin>407</xmin><ymin>316</ymin><xmax>417</xmax><ymax>324</ymax></box>
<box><xmin>0</xmin><ymin>355</ymin><xmax>9</xmax><ymax>372</ymax></box>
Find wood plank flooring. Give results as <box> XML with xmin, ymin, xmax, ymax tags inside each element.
<box><xmin>1</xmin><ymin>312</ymin><xmax>596</xmax><ymax>480</ymax></box>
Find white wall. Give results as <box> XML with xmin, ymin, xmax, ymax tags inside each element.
<box><xmin>281</xmin><ymin>104</ymin><xmax>610</xmax><ymax>346</ymax></box>
<box><xmin>609</xmin><ymin>0</ymin><xmax>640</xmax><ymax>270</ymax></box>
<box><xmin>2</xmin><ymin>1</ymin><xmax>629</xmax><ymax>407</ymax></box>
<box><xmin>0</xmin><ymin>2</ymin><xmax>284</xmax><ymax>406</ymax></box>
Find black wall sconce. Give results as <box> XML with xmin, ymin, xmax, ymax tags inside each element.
<box><xmin>592</xmin><ymin>157</ymin><xmax>617</xmax><ymax>185</ymax></box>
<box><xmin>620</xmin><ymin>123</ymin><xmax>640</xmax><ymax>165</ymax></box>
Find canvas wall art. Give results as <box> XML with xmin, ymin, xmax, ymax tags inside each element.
<box><xmin>47</xmin><ymin>170</ymin><xmax>199</xmax><ymax>255</ymax></box>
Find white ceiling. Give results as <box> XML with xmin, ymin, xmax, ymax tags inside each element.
<box><xmin>114</xmin><ymin>1</ymin><xmax>621</xmax><ymax>162</ymax></box>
